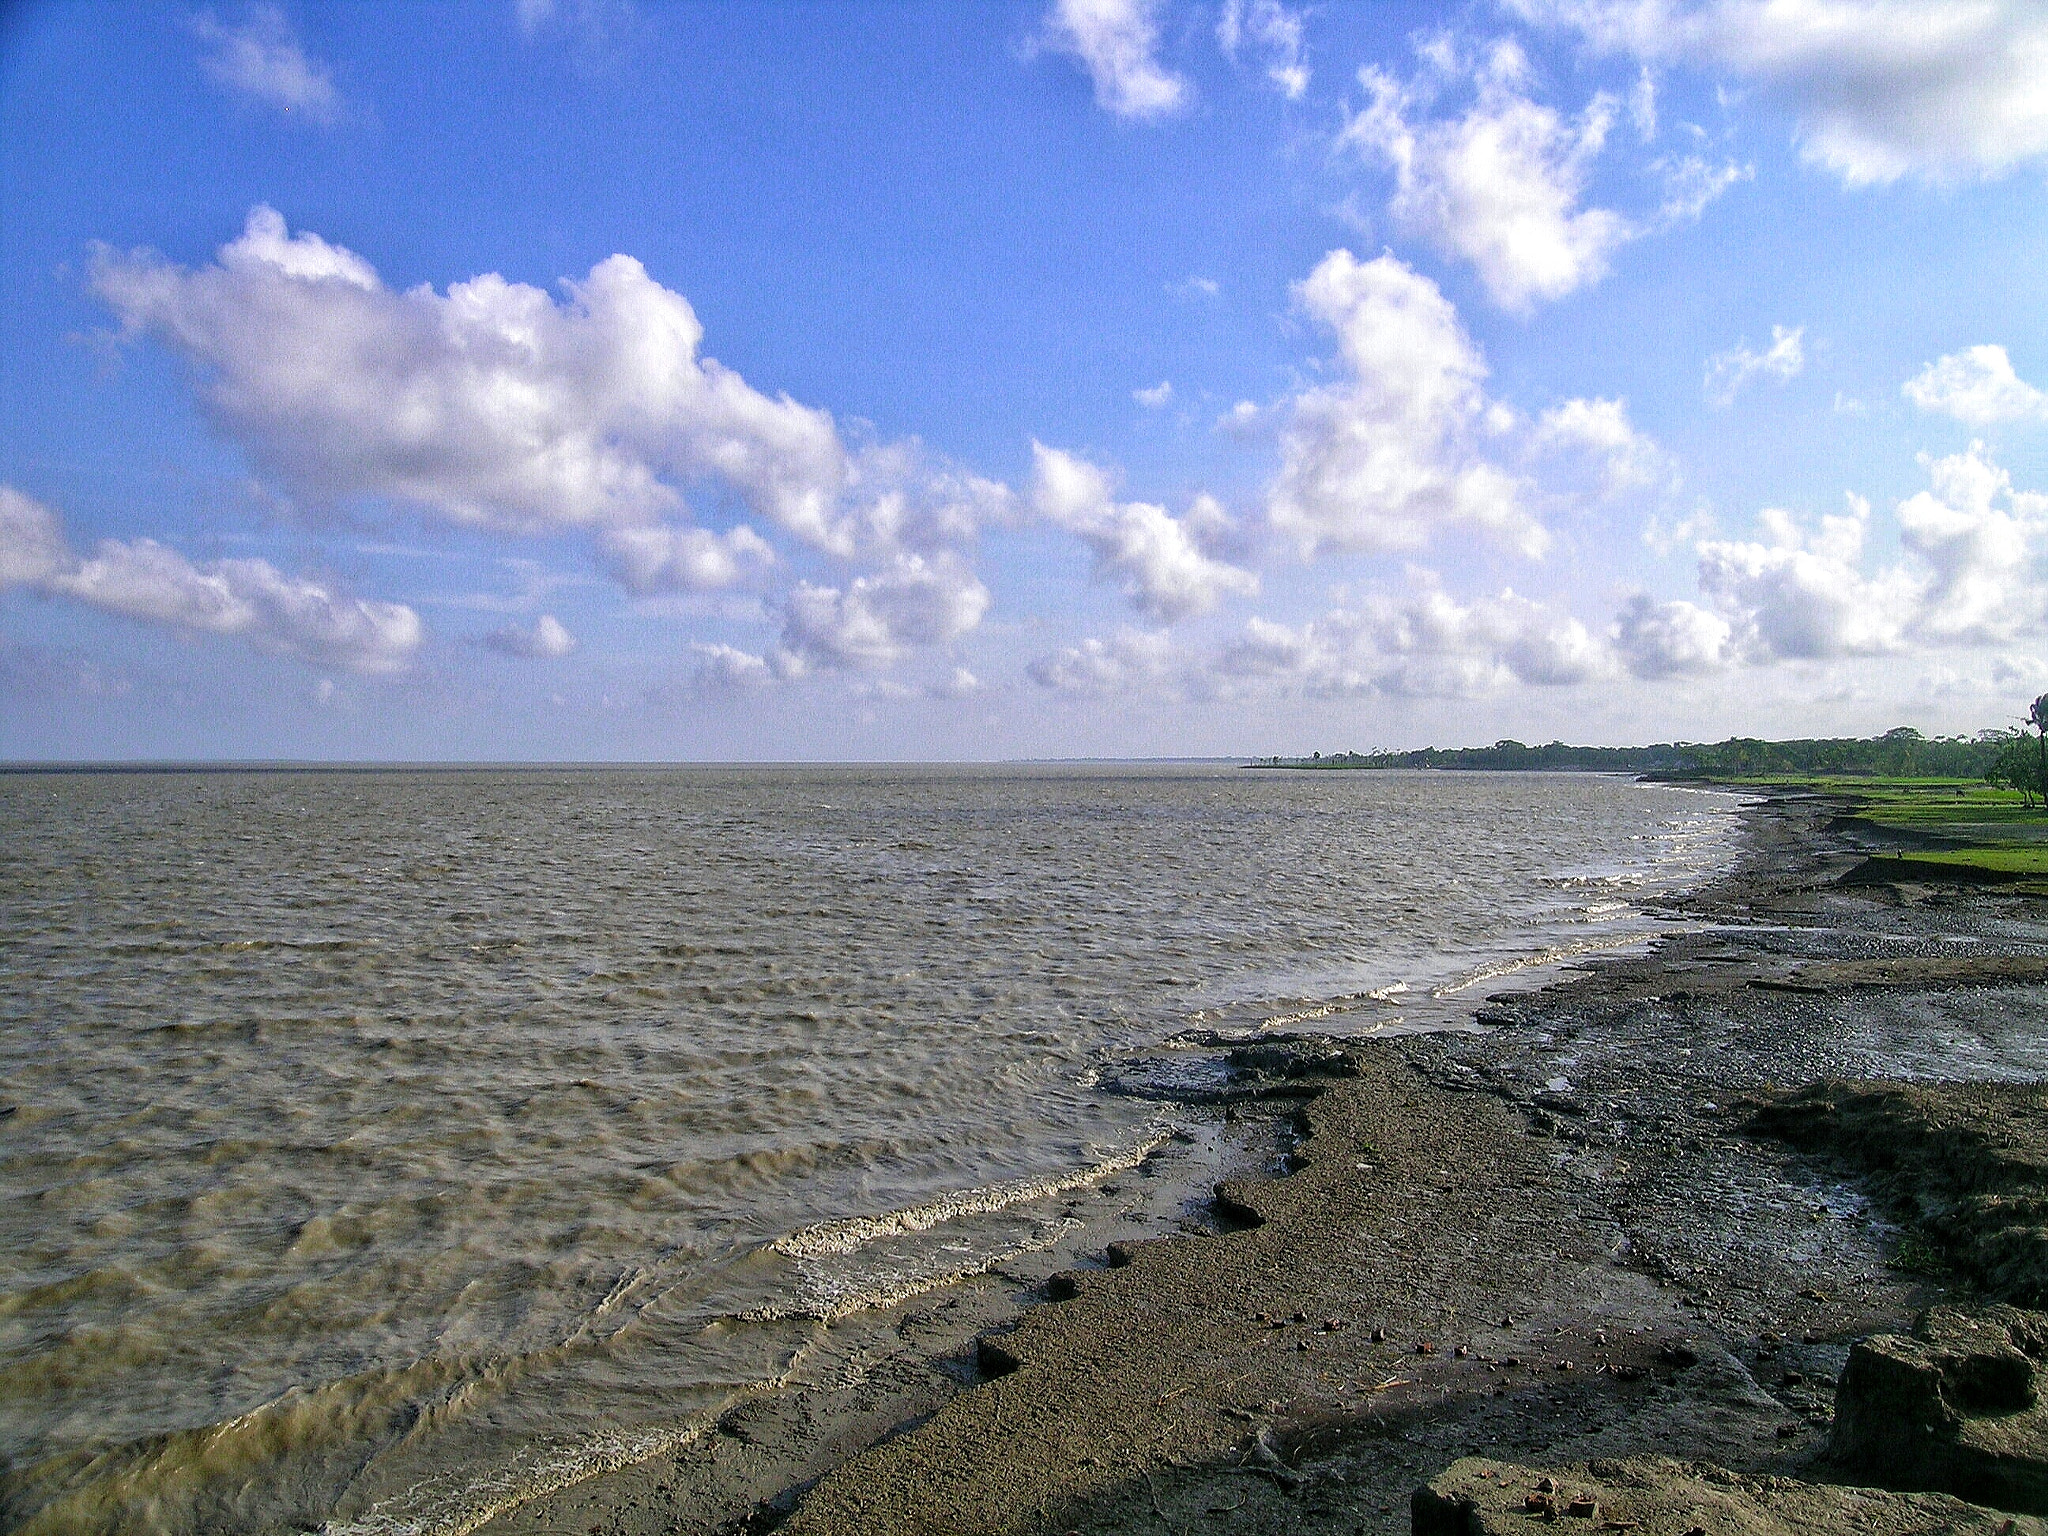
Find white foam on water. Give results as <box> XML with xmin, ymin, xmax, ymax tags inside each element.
<box><xmin>771</xmin><ymin>1132</ymin><xmax>1172</xmax><ymax>1260</ymax></box>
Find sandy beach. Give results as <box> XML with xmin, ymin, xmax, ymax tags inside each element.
<box><xmin>480</xmin><ymin>789</ymin><xmax>2048</xmax><ymax>1535</ymax></box>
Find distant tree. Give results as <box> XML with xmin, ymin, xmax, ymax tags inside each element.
<box><xmin>2032</xmin><ymin>694</ymin><xmax>2048</xmax><ymax>808</ymax></box>
<box><xmin>1987</xmin><ymin>735</ymin><xmax>2040</xmax><ymax>806</ymax></box>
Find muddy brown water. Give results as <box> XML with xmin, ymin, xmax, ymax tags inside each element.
<box><xmin>0</xmin><ymin>766</ymin><xmax>1742</xmax><ymax>1534</ymax></box>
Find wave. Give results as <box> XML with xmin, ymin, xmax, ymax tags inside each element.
<box><xmin>1429</xmin><ymin>930</ymin><xmax>1680</xmax><ymax>999</ymax></box>
<box><xmin>771</xmin><ymin>1134</ymin><xmax>1171</xmax><ymax>1260</ymax></box>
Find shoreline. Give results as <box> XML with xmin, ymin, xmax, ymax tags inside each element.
<box><xmin>481</xmin><ymin>788</ymin><xmax>2048</xmax><ymax>1534</ymax></box>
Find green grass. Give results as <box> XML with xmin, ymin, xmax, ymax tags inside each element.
<box><xmin>1699</xmin><ymin>774</ymin><xmax>2048</xmax><ymax>891</ymax></box>
<box><xmin>1885</xmin><ymin>1229</ymin><xmax>1953</xmax><ymax>1278</ymax></box>
<box><xmin>1896</xmin><ymin>847</ymin><xmax>2048</xmax><ymax>876</ymax></box>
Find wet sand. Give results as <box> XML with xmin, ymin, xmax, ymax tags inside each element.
<box><xmin>481</xmin><ymin>791</ymin><xmax>2048</xmax><ymax>1535</ymax></box>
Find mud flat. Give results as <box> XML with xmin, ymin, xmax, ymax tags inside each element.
<box><xmin>482</xmin><ymin>791</ymin><xmax>2048</xmax><ymax>1535</ymax></box>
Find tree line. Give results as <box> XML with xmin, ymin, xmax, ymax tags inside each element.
<box><xmin>1270</xmin><ymin>704</ymin><xmax>2048</xmax><ymax>798</ymax></box>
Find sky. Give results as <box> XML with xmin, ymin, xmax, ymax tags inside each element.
<box><xmin>2</xmin><ymin>0</ymin><xmax>2046</xmax><ymax>761</ymax></box>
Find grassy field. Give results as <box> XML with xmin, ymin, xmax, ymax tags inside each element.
<box><xmin>1710</xmin><ymin>774</ymin><xmax>2048</xmax><ymax>886</ymax></box>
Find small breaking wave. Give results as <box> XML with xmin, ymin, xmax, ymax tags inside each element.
<box><xmin>772</xmin><ymin>1134</ymin><xmax>1172</xmax><ymax>1260</ymax></box>
<box><xmin>1430</xmin><ymin>930</ymin><xmax>1679</xmax><ymax>998</ymax></box>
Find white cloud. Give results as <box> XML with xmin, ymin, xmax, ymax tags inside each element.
<box><xmin>92</xmin><ymin>209</ymin><xmax>843</xmax><ymax>542</ymax></box>
<box><xmin>1031</xmin><ymin>443</ymin><xmax>1258</xmax><ymax>622</ymax></box>
<box><xmin>1695</xmin><ymin>496</ymin><xmax>1915</xmax><ymax>658</ymax></box>
<box><xmin>928</xmin><ymin>665</ymin><xmax>983</xmax><ymax>699</ymax></box>
<box><xmin>1264</xmin><ymin>249</ymin><xmax>1545</xmax><ymax>558</ymax></box>
<box><xmin>1703</xmin><ymin>324</ymin><xmax>1804</xmax><ymax>406</ymax></box>
<box><xmin>0</xmin><ymin>487</ymin><xmax>71</xmax><ymax>587</ymax></box>
<box><xmin>482</xmin><ymin>613</ymin><xmax>577</xmax><ymax>658</ymax></box>
<box><xmin>1691</xmin><ymin>447</ymin><xmax>2047</xmax><ymax>661</ymax></box>
<box><xmin>1</xmin><ymin>487</ymin><xmax>423</xmax><ymax>673</ymax></box>
<box><xmin>1611</xmin><ymin>593</ymin><xmax>1734</xmax><ymax>675</ymax></box>
<box><xmin>1133</xmin><ymin>380</ymin><xmax>1174</xmax><ymax>408</ymax></box>
<box><xmin>1903</xmin><ymin>345</ymin><xmax>2048</xmax><ymax>427</ymax></box>
<box><xmin>688</xmin><ymin>640</ymin><xmax>783</xmax><ymax>691</ymax></box>
<box><xmin>780</xmin><ymin>554</ymin><xmax>990</xmax><ymax>671</ymax></box>
<box><xmin>91</xmin><ymin>207</ymin><xmax>1003</xmax><ymax>600</ymax></box>
<box><xmin>1343</xmin><ymin>40</ymin><xmax>1633</xmax><ymax>312</ymax></box>
<box><xmin>1627</xmin><ymin>64</ymin><xmax>1657</xmax><ymax>138</ymax></box>
<box><xmin>91</xmin><ymin>209</ymin><xmax>1009</xmax><ymax>685</ymax></box>
<box><xmin>1027</xmin><ymin>627</ymin><xmax>1178</xmax><ymax>695</ymax></box>
<box><xmin>1218</xmin><ymin>0</ymin><xmax>1309</xmax><ymax>99</ymax></box>
<box><xmin>1652</xmin><ymin>153</ymin><xmax>1751</xmax><ymax>222</ymax></box>
<box><xmin>598</xmin><ymin>523</ymin><xmax>775</xmax><ymax>594</ymax></box>
<box><xmin>1531</xmin><ymin>395</ymin><xmax>1667</xmax><ymax>493</ymax></box>
<box><xmin>1214</xmin><ymin>576</ymin><xmax>1609</xmax><ymax>698</ymax></box>
<box><xmin>1895</xmin><ymin>447</ymin><xmax>2048</xmax><ymax>643</ymax></box>
<box><xmin>1508</xmin><ymin>0</ymin><xmax>2048</xmax><ymax>185</ymax></box>
<box><xmin>189</xmin><ymin>6</ymin><xmax>341</xmax><ymax>125</ymax></box>
<box><xmin>1170</xmin><ymin>274</ymin><xmax>1221</xmax><ymax>298</ymax></box>
<box><xmin>1042</xmin><ymin>0</ymin><xmax>1188</xmax><ymax>120</ymax></box>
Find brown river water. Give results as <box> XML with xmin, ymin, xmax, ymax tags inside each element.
<box><xmin>0</xmin><ymin>765</ymin><xmax>1743</xmax><ymax>1533</ymax></box>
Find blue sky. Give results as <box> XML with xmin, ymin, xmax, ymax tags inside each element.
<box><xmin>3</xmin><ymin>0</ymin><xmax>2046</xmax><ymax>760</ymax></box>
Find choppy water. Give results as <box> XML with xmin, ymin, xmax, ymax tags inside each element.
<box><xmin>0</xmin><ymin>765</ymin><xmax>1742</xmax><ymax>1534</ymax></box>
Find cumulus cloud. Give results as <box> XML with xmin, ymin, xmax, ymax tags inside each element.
<box><xmin>1695</xmin><ymin>497</ymin><xmax>1917</xmax><ymax>658</ymax></box>
<box><xmin>598</xmin><ymin>523</ymin><xmax>775</xmax><ymax>595</ymax></box>
<box><xmin>1026</xmin><ymin>575</ymin><xmax>1608</xmax><ymax>703</ymax></box>
<box><xmin>687</xmin><ymin>640</ymin><xmax>784</xmax><ymax>691</ymax></box>
<box><xmin>93</xmin><ymin>208</ymin><xmax>847</xmax><ymax>543</ymax></box>
<box><xmin>482</xmin><ymin>613</ymin><xmax>577</xmax><ymax>658</ymax></box>
<box><xmin>1895</xmin><ymin>448</ymin><xmax>2048</xmax><ymax>643</ymax></box>
<box><xmin>1531</xmin><ymin>395</ymin><xmax>1667</xmax><ymax>494</ymax></box>
<box><xmin>91</xmin><ymin>205</ymin><xmax>1003</xmax><ymax>619</ymax></box>
<box><xmin>1691</xmin><ymin>447</ymin><xmax>2047</xmax><ymax>661</ymax></box>
<box><xmin>1031</xmin><ymin>443</ymin><xmax>1258</xmax><ymax>621</ymax></box>
<box><xmin>1703</xmin><ymin>324</ymin><xmax>1805</xmax><ymax>406</ymax></box>
<box><xmin>1343</xmin><ymin>39</ymin><xmax>1634</xmax><ymax>312</ymax></box>
<box><xmin>1218</xmin><ymin>0</ymin><xmax>1309</xmax><ymax>99</ymax></box>
<box><xmin>1903</xmin><ymin>345</ymin><xmax>2048</xmax><ymax>427</ymax></box>
<box><xmin>1027</xmin><ymin>627</ymin><xmax>1178</xmax><ymax>695</ymax></box>
<box><xmin>1042</xmin><ymin>0</ymin><xmax>1188</xmax><ymax>120</ymax></box>
<box><xmin>1264</xmin><ymin>249</ymin><xmax>1545</xmax><ymax>558</ymax></box>
<box><xmin>1611</xmin><ymin>593</ymin><xmax>1735</xmax><ymax>676</ymax></box>
<box><xmin>780</xmin><ymin>554</ymin><xmax>990</xmax><ymax>671</ymax></box>
<box><xmin>189</xmin><ymin>5</ymin><xmax>342</xmax><ymax>124</ymax></box>
<box><xmin>1025</xmin><ymin>451</ymin><xmax>2047</xmax><ymax>706</ymax></box>
<box><xmin>0</xmin><ymin>486</ymin><xmax>423</xmax><ymax>673</ymax></box>
<box><xmin>90</xmin><ymin>208</ymin><xmax>1011</xmax><ymax>682</ymax></box>
<box><xmin>1133</xmin><ymin>380</ymin><xmax>1174</xmax><ymax>408</ymax></box>
<box><xmin>1215</xmin><ymin>576</ymin><xmax>1609</xmax><ymax>698</ymax></box>
<box><xmin>1507</xmin><ymin>0</ymin><xmax>2048</xmax><ymax>185</ymax></box>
